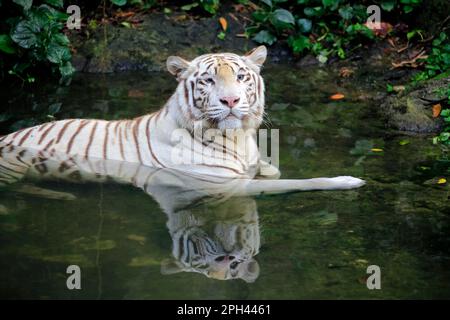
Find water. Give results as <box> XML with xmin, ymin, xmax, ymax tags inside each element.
<box><xmin>0</xmin><ymin>65</ymin><xmax>449</xmax><ymax>299</ymax></box>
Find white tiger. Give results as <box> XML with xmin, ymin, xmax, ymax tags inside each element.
<box><xmin>0</xmin><ymin>46</ymin><xmax>365</xmax><ymax>197</ymax></box>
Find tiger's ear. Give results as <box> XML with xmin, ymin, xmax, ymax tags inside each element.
<box><xmin>238</xmin><ymin>259</ymin><xmax>260</xmax><ymax>283</ymax></box>
<box><xmin>161</xmin><ymin>259</ymin><xmax>184</xmax><ymax>275</ymax></box>
<box><xmin>166</xmin><ymin>56</ymin><xmax>191</xmax><ymax>79</ymax></box>
<box><xmin>242</xmin><ymin>46</ymin><xmax>267</xmax><ymax>72</ymax></box>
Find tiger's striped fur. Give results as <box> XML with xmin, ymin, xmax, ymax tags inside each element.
<box><xmin>0</xmin><ymin>46</ymin><xmax>269</xmax><ymax>181</ymax></box>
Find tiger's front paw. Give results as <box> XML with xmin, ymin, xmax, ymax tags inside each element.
<box><xmin>330</xmin><ymin>176</ymin><xmax>366</xmax><ymax>190</ymax></box>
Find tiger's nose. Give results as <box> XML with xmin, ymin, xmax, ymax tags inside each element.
<box><xmin>220</xmin><ymin>96</ymin><xmax>240</xmax><ymax>108</ymax></box>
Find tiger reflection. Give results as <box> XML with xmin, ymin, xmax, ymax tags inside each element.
<box><xmin>0</xmin><ymin>143</ymin><xmax>261</xmax><ymax>282</ymax></box>
<box><xmin>161</xmin><ymin>198</ymin><xmax>260</xmax><ymax>282</ymax></box>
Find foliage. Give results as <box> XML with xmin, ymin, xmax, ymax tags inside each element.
<box><xmin>413</xmin><ymin>32</ymin><xmax>450</xmax><ymax>82</ymax></box>
<box><xmin>433</xmin><ymin>85</ymin><xmax>450</xmax><ymax>148</ymax></box>
<box><xmin>248</xmin><ymin>0</ymin><xmax>422</xmax><ymax>63</ymax></box>
<box><xmin>110</xmin><ymin>0</ymin><xmax>220</xmax><ymax>14</ymax></box>
<box><xmin>0</xmin><ymin>0</ymin><xmax>74</xmax><ymax>84</ymax></box>
<box><xmin>110</xmin><ymin>0</ymin><xmax>157</xmax><ymax>10</ymax></box>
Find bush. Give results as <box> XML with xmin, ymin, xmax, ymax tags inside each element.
<box><xmin>248</xmin><ymin>0</ymin><xmax>423</xmax><ymax>63</ymax></box>
<box><xmin>0</xmin><ymin>0</ymin><xmax>74</xmax><ymax>84</ymax></box>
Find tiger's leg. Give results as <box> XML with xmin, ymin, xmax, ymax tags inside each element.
<box><xmin>255</xmin><ymin>160</ymin><xmax>281</xmax><ymax>180</ymax></box>
<box><xmin>236</xmin><ymin>176</ymin><xmax>365</xmax><ymax>196</ymax></box>
<box><xmin>0</xmin><ymin>144</ymin><xmax>30</xmax><ymax>188</ymax></box>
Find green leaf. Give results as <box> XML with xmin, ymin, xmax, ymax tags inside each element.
<box><xmin>46</xmin><ymin>42</ymin><xmax>71</xmax><ymax>64</ymax></box>
<box><xmin>121</xmin><ymin>21</ymin><xmax>132</xmax><ymax>28</ymax></box>
<box><xmin>200</xmin><ymin>0</ymin><xmax>220</xmax><ymax>14</ymax></box>
<box><xmin>399</xmin><ymin>139</ymin><xmax>410</xmax><ymax>146</ymax></box>
<box><xmin>0</xmin><ymin>34</ymin><xmax>16</xmax><ymax>54</ymax></box>
<box><xmin>181</xmin><ymin>2</ymin><xmax>199</xmax><ymax>10</ymax></box>
<box><xmin>44</xmin><ymin>0</ymin><xmax>63</xmax><ymax>8</ymax></box>
<box><xmin>403</xmin><ymin>5</ymin><xmax>413</xmax><ymax>13</ymax></box>
<box><xmin>407</xmin><ymin>30</ymin><xmax>416</xmax><ymax>40</ymax></box>
<box><xmin>217</xmin><ymin>31</ymin><xmax>226</xmax><ymax>40</ymax></box>
<box><xmin>317</xmin><ymin>54</ymin><xmax>328</xmax><ymax>64</ymax></box>
<box><xmin>288</xmin><ymin>34</ymin><xmax>311</xmax><ymax>53</ymax></box>
<box><xmin>438</xmin><ymin>132</ymin><xmax>450</xmax><ymax>142</ymax></box>
<box><xmin>297</xmin><ymin>18</ymin><xmax>312</xmax><ymax>33</ymax></box>
<box><xmin>270</xmin><ymin>9</ymin><xmax>295</xmax><ymax>30</ymax></box>
<box><xmin>381</xmin><ymin>1</ymin><xmax>395</xmax><ymax>11</ymax></box>
<box><xmin>386</xmin><ymin>83</ymin><xmax>394</xmax><ymax>92</ymax></box>
<box><xmin>338</xmin><ymin>6</ymin><xmax>353</xmax><ymax>20</ymax></box>
<box><xmin>53</xmin><ymin>33</ymin><xmax>70</xmax><ymax>46</ymax></box>
<box><xmin>252</xmin><ymin>30</ymin><xmax>277</xmax><ymax>45</ymax></box>
<box><xmin>10</xmin><ymin>20</ymin><xmax>38</xmax><ymax>49</ymax></box>
<box><xmin>304</xmin><ymin>6</ymin><xmax>323</xmax><ymax>17</ymax></box>
<box><xmin>322</xmin><ymin>0</ymin><xmax>339</xmax><ymax>10</ymax></box>
<box><xmin>337</xmin><ymin>47</ymin><xmax>345</xmax><ymax>59</ymax></box>
<box><xmin>261</xmin><ymin>0</ymin><xmax>272</xmax><ymax>7</ymax></box>
<box><xmin>441</xmin><ymin>109</ymin><xmax>450</xmax><ymax>117</ymax></box>
<box><xmin>13</xmin><ymin>0</ymin><xmax>33</xmax><ymax>10</ymax></box>
<box><xmin>110</xmin><ymin>0</ymin><xmax>127</xmax><ymax>6</ymax></box>
<box><xmin>59</xmin><ymin>61</ymin><xmax>75</xmax><ymax>77</ymax></box>
<box><xmin>252</xmin><ymin>10</ymin><xmax>270</xmax><ymax>23</ymax></box>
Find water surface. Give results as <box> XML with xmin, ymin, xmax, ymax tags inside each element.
<box><xmin>0</xmin><ymin>65</ymin><xmax>449</xmax><ymax>299</ymax></box>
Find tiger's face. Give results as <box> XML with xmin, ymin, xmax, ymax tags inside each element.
<box><xmin>167</xmin><ymin>46</ymin><xmax>267</xmax><ymax>131</ymax></box>
<box><xmin>161</xmin><ymin>200</ymin><xmax>260</xmax><ymax>283</ymax></box>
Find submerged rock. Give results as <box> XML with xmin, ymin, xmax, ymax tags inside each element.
<box><xmin>379</xmin><ymin>77</ymin><xmax>449</xmax><ymax>133</ymax></box>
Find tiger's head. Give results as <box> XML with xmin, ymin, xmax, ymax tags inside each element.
<box><xmin>166</xmin><ymin>46</ymin><xmax>267</xmax><ymax>132</ymax></box>
<box><xmin>161</xmin><ymin>200</ymin><xmax>260</xmax><ymax>283</ymax></box>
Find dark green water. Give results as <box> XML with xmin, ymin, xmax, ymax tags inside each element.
<box><xmin>0</xmin><ymin>65</ymin><xmax>449</xmax><ymax>299</ymax></box>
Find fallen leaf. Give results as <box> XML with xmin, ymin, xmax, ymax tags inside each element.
<box><xmin>330</xmin><ymin>93</ymin><xmax>345</xmax><ymax>100</ymax></box>
<box><xmin>371</xmin><ymin>148</ymin><xmax>383</xmax><ymax>152</ymax></box>
<box><xmin>364</xmin><ymin>21</ymin><xmax>393</xmax><ymax>37</ymax></box>
<box><xmin>114</xmin><ymin>11</ymin><xmax>135</xmax><ymax>18</ymax></box>
<box><xmin>339</xmin><ymin>67</ymin><xmax>354</xmax><ymax>78</ymax></box>
<box><xmin>437</xmin><ymin>178</ymin><xmax>447</xmax><ymax>184</ymax></box>
<box><xmin>219</xmin><ymin>17</ymin><xmax>227</xmax><ymax>31</ymax></box>
<box><xmin>432</xmin><ymin>103</ymin><xmax>442</xmax><ymax>118</ymax></box>
<box><xmin>399</xmin><ymin>140</ymin><xmax>410</xmax><ymax>146</ymax></box>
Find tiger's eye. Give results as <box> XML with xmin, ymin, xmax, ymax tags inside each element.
<box><xmin>205</xmin><ymin>78</ymin><xmax>215</xmax><ymax>84</ymax></box>
<box><xmin>237</xmin><ymin>74</ymin><xmax>245</xmax><ymax>81</ymax></box>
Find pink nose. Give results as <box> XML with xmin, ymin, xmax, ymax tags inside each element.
<box><xmin>220</xmin><ymin>96</ymin><xmax>240</xmax><ymax>108</ymax></box>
